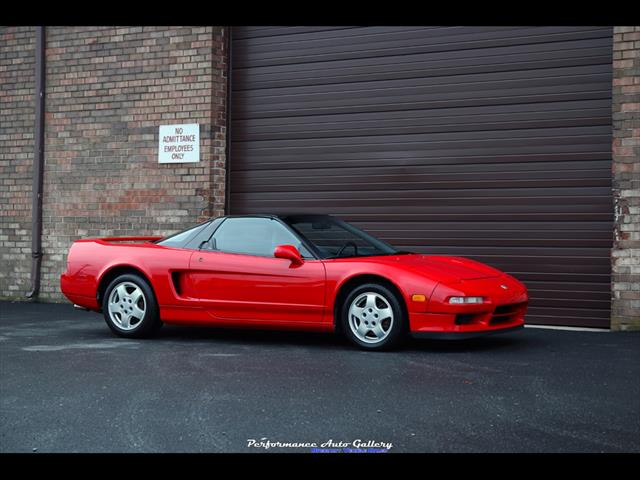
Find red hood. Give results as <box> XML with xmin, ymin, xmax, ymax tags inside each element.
<box><xmin>383</xmin><ymin>254</ymin><xmax>503</xmax><ymax>284</ymax></box>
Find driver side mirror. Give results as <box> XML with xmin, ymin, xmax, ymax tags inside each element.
<box><xmin>274</xmin><ymin>244</ymin><xmax>304</xmax><ymax>266</ymax></box>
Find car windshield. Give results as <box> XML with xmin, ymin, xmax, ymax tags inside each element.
<box><xmin>280</xmin><ymin>215</ymin><xmax>402</xmax><ymax>259</ymax></box>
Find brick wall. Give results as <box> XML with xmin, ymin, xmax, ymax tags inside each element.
<box><xmin>0</xmin><ymin>26</ymin><xmax>227</xmax><ymax>301</ymax></box>
<box><xmin>0</xmin><ymin>27</ymin><xmax>36</xmax><ymax>299</ymax></box>
<box><xmin>612</xmin><ymin>26</ymin><xmax>640</xmax><ymax>330</ymax></box>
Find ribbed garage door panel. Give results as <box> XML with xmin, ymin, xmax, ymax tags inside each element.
<box><xmin>230</xmin><ymin>26</ymin><xmax>613</xmax><ymax>328</ymax></box>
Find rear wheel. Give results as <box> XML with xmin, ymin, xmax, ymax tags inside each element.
<box><xmin>102</xmin><ymin>273</ymin><xmax>162</xmax><ymax>338</ymax></box>
<box><xmin>341</xmin><ymin>283</ymin><xmax>406</xmax><ymax>351</ymax></box>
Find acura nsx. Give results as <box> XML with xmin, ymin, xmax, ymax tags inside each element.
<box><xmin>60</xmin><ymin>214</ymin><xmax>528</xmax><ymax>350</ymax></box>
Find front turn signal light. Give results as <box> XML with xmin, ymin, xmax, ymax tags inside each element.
<box><xmin>448</xmin><ymin>296</ymin><xmax>484</xmax><ymax>304</ymax></box>
<box><xmin>411</xmin><ymin>294</ymin><xmax>426</xmax><ymax>302</ymax></box>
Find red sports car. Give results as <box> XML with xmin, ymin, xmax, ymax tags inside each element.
<box><xmin>60</xmin><ymin>214</ymin><xmax>527</xmax><ymax>350</ymax></box>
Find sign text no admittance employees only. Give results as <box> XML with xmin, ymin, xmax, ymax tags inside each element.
<box><xmin>158</xmin><ymin>124</ymin><xmax>200</xmax><ymax>163</ymax></box>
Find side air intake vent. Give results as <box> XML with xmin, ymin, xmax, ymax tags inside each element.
<box><xmin>171</xmin><ymin>272</ymin><xmax>182</xmax><ymax>296</ymax></box>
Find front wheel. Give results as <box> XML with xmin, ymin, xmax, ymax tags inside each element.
<box><xmin>341</xmin><ymin>283</ymin><xmax>407</xmax><ymax>351</ymax></box>
<box><xmin>102</xmin><ymin>273</ymin><xmax>162</xmax><ymax>338</ymax></box>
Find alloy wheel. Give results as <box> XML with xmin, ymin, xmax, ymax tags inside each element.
<box><xmin>348</xmin><ymin>291</ymin><xmax>394</xmax><ymax>344</ymax></box>
<box><xmin>107</xmin><ymin>281</ymin><xmax>146</xmax><ymax>330</ymax></box>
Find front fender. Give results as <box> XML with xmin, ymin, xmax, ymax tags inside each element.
<box><xmin>325</xmin><ymin>260</ymin><xmax>440</xmax><ymax>315</ymax></box>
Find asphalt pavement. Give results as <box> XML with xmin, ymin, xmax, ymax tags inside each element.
<box><xmin>1</xmin><ymin>301</ymin><xmax>638</xmax><ymax>453</ymax></box>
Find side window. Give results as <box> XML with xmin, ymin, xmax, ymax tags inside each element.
<box><xmin>184</xmin><ymin>217</ymin><xmax>224</xmax><ymax>250</ymax></box>
<box><xmin>212</xmin><ymin>218</ymin><xmax>312</xmax><ymax>258</ymax></box>
<box><xmin>157</xmin><ymin>218</ymin><xmax>224</xmax><ymax>250</ymax></box>
<box><xmin>156</xmin><ymin>221</ymin><xmax>210</xmax><ymax>248</ymax></box>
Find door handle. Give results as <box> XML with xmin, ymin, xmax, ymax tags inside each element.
<box><xmin>198</xmin><ymin>257</ymin><xmax>204</xmax><ymax>262</ymax></box>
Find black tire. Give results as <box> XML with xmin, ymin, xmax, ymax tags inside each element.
<box><xmin>340</xmin><ymin>283</ymin><xmax>407</xmax><ymax>351</ymax></box>
<box><xmin>102</xmin><ymin>273</ymin><xmax>162</xmax><ymax>338</ymax></box>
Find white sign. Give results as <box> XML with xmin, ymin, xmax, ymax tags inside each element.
<box><xmin>158</xmin><ymin>123</ymin><xmax>200</xmax><ymax>163</ymax></box>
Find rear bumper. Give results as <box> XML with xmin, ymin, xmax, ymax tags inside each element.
<box><xmin>411</xmin><ymin>324</ymin><xmax>524</xmax><ymax>340</ymax></box>
<box><xmin>60</xmin><ymin>273</ymin><xmax>100</xmax><ymax>310</ymax></box>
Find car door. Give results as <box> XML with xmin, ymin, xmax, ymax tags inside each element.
<box><xmin>187</xmin><ymin>217</ymin><xmax>327</xmax><ymax>326</ymax></box>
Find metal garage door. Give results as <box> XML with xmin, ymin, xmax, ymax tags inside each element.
<box><xmin>229</xmin><ymin>26</ymin><xmax>613</xmax><ymax>328</ymax></box>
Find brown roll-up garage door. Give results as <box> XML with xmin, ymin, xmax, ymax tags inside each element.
<box><xmin>229</xmin><ymin>26</ymin><xmax>613</xmax><ymax>328</ymax></box>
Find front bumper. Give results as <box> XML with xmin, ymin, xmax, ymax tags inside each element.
<box><xmin>411</xmin><ymin>324</ymin><xmax>524</xmax><ymax>340</ymax></box>
<box><xmin>409</xmin><ymin>274</ymin><xmax>528</xmax><ymax>336</ymax></box>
